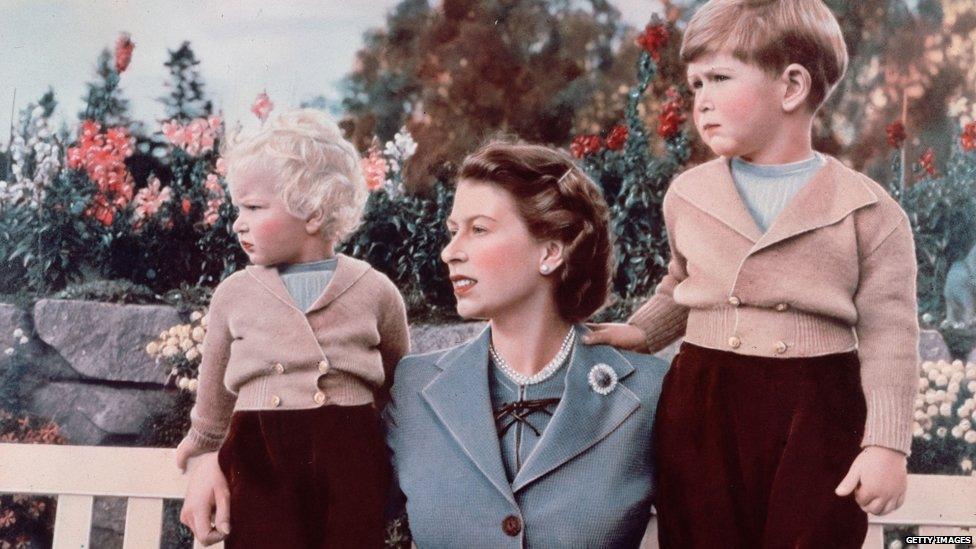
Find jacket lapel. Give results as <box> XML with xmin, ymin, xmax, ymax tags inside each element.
<box><xmin>510</xmin><ymin>325</ymin><xmax>640</xmax><ymax>493</ymax></box>
<box><xmin>420</xmin><ymin>326</ymin><xmax>517</xmax><ymax>506</ymax></box>
<box><xmin>304</xmin><ymin>254</ymin><xmax>371</xmax><ymax>315</ymax></box>
<box><xmin>245</xmin><ymin>264</ymin><xmax>297</xmax><ymax>309</ymax></box>
<box><xmin>749</xmin><ymin>157</ymin><xmax>878</xmax><ymax>254</ymax></box>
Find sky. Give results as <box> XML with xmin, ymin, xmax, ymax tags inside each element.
<box><xmin>0</xmin><ymin>1</ymin><xmax>665</xmax><ymax>138</ymax></box>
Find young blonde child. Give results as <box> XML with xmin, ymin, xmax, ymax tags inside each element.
<box><xmin>586</xmin><ymin>0</ymin><xmax>918</xmax><ymax>546</ymax></box>
<box><xmin>174</xmin><ymin>109</ymin><xmax>410</xmax><ymax>548</ymax></box>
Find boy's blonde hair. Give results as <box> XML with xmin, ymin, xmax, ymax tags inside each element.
<box><xmin>681</xmin><ymin>0</ymin><xmax>848</xmax><ymax>110</ymax></box>
<box><xmin>224</xmin><ymin>109</ymin><xmax>367</xmax><ymax>242</ymax></box>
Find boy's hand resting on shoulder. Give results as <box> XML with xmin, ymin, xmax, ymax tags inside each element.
<box><xmin>583</xmin><ymin>323</ymin><xmax>647</xmax><ymax>351</ymax></box>
<box><xmin>834</xmin><ymin>446</ymin><xmax>908</xmax><ymax>516</ymax></box>
<box><xmin>179</xmin><ymin>452</ymin><xmax>231</xmax><ymax>546</ymax></box>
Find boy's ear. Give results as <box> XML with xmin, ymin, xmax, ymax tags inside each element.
<box><xmin>781</xmin><ymin>63</ymin><xmax>813</xmax><ymax>113</ymax></box>
<box><xmin>305</xmin><ymin>207</ymin><xmax>327</xmax><ymax>235</ymax></box>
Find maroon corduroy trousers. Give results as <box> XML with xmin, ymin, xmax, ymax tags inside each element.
<box><xmin>654</xmin><ymin>342</ymin><xmax>868</xmax><ymax>549</ymax></box>
<box><xmin>217</xmin><ymin>404</ymin><xmax>389</xmax><ymax>549</ymax></box>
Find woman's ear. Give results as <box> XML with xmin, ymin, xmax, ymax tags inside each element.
<box><xmin>305</xmin><ymin>207</ymin><xmax>327</xmax><ymax>235</ymax></box>
<box><xmin>781</xmin><ymin>63</ymin><xmax>813</xmax><ymax>113</ymax></box>
<box><xmin>539</xmin><ymin>240</ymin><xmax>565</xmax><ymax>275</ymax></box>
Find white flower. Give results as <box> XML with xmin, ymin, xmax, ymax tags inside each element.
<box><xmin>921</xmin><ymin>313</ymin><xmax>933</xmax><ymax>324</ymax></box>
<box><xmin>190</xmin><ymin>311</ymin><xmax>203</xmax><ymax>322</ymax></box>
<box><xmin>936</xmin><ymin>426</ymin><xmax>948</xmax><ymax>437</ymax></box>
<box><xmin>962</xmin><ymin>458</ymin><xmax>973</xmax><ymax>473</ymax></box>
<box><xmin>587</xmin><ymin>363</ymin><xmax>618</xmax><ymax>395</ymax></box>
<box><xmin>3</xmin><ymin>348</ymin><xmax>13</xmax><ymax>356</ymax></box>
<box><xmin>965</xmin><ymin>430</ymin><xmax>976</xmax><ymax>444</ymax></box>
<box><xmin>186</xmin><ymin>349</ymin><xmax>200</xmax><ymax>362</ymax></box>
<box><xmin>12</xmin><ymin>329</ymin><xmax>23</xmax><ymax>339</ymax></box>
<box><xmin>889</xmin><ymin>540</ymin><xmax>904</xmax><ymax>549</ymax></box>
<box><xmin>177</xmin><ymin>377</ymin><xmax>189</xmax><ymax>390</ymax></box>
<box><xmin>187</xmin><ymin>379</ymin><xmax>199</xmax><ymax>392</ymax></box>
<box><xmin>17</xmin><ymin>336</ymin><xmax>28</xmax><ymax>345</ymax></box>
<box><xmin>940</xmin><ymin>403</ymin><xmax>952</xmax><ymax>416</ymax></box>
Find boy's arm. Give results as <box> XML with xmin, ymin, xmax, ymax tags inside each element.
<box><xmin>176</xmin><ymin>286</ymin><xmax>238</xmax><ymax>469</ymax></box>
<box><xmin>627</xmin><ymin>192</ymin><xmax>690</xmax><ymax>353</ymax></box>
<box><xmin>853</xmin><ymin>212</ymin><xmax>919</xmax><ymax>455</ymax></box>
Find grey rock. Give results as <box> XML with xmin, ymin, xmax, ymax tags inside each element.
<box><xmin>33</xmin><ymin>299</ymin><xmax>181</xmax><ymax>384</ymax></box>
<box><xmin>919</xmin><ymin>329</ymin><xmax>952</xmax><ymax>362</ymax></box>
<box><xmin>31</xmin><ymin>382</ymin><xmax>178</xmax><ymax>445</ymax></box>
<box><xmin>409</xmin><ymin>322</ymin><xmax>487</xmax><ymax>355</ymax></box>
<box><xmin>91</xmin><ymin>497</ymin><xmax>125</xmax><ymax>549</ymax></box>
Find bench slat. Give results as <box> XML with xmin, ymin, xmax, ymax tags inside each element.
<box><xmin>861</xmin><ymin>524</ymin><xmax>885</xmax><ymax>549</ymax></box>
<box><xmin>52</xmin><ymin>494</ymin><xmax>93</xmax><ymax>549</ymax></box>
<box><xmin>123</xmin><ymin>497</ymin><xmax>163</xmax><ymax>549</ymax></box>
<box><xmin>867</xmin><ymin>474</ymin><xmax>976</xmax><ymax>526</ymax></box>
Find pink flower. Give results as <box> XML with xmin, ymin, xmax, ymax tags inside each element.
<box><xmin>131</xmin><ymin>176</ymin><xmax>172</xmax><ymax>228</ymax></box>
<box><xmin>115</xmin><ymin>32</ymin><xmax>135</xmax><ymax>73</ymax></box>
<box><xmin>251</xmin><ymin>92</ymin><xmax>275</xmax><ymax>122</ymax></box>
<box><xmin>162</xmin><ymin>121</ymin><xmax>185</xmax><ymax>147</ymax></box>
<box><xmin>203</xmin><ymin>198</ymin><xmax>223</xmax><ymax>227</ymax></box>
<box><xmin>961</xmin><ymin>121</ymin><xmax>976</xmax><ymax>152</ymax></box>
<box><xmin>361</xmin><ymin>145</ymin><xmax>389</xmax><ymax>192</ymax></box>
<box><xmin>215</xmin><ymin>157</ymin><xmax>229</xmax><ymax>176</ymax></box>
<box><xmin>160</xmin><ymin>117</ymin><xmax>219</xmax><ymax>156</ymax></box>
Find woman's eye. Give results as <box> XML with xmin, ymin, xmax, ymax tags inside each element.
<box><xmin>472</xmin><ymin>225</ymin><xmax>487</xmax><ymax>234</ymax></box>
<box><xmin>712</xmin><ymin>74</ymin><xmax>729</xmax><ymax>82</ymax></box>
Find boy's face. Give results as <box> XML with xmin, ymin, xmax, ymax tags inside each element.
<box><xmin>228</xmin><ymin>161</ymin><xmax>316</xmax><ymax>266</ymax></box>
<box><xmin>686</xmin><ymin>51</ymin><xmax>786</xmax><ymax>162</ymax></box>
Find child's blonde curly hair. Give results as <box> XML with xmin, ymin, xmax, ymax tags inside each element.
<box><xmin>223</xmin><ymin>109</ymin><xmax>367</xmax><ymax>242</ymax></box>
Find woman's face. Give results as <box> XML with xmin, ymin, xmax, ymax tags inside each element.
<box><xmin>442</xmin><ymin>179</ymin><xmax>557</xmax><ymax>321</ymax></box>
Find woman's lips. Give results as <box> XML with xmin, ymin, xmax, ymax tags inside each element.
<box><xmin>241</xmin><ymin>242</ymin><xmax>254</xmax><ymax>252</ymax></box>
<box><xmin>451</xmin><ymin>276</ymin><xmax>476</xmax><ymax>296</ymax></box>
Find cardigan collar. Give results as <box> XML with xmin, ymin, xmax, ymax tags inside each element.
<box><xmin>244</xmin><ymin>253</ymin><xmax>372</xmax><ymax>315</ymax></box>
<box><xmin>671</xmin><ymin>155</ymin><xmax>879</xmax><ymax>253</ymax></box>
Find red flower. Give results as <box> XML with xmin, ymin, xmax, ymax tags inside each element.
<box><xmin>251</xmin><ymin>92</ymin><xmax>275</xmax><ymax>122</ymax></box>
<box><xmin>918</xmin><ymin>148</ymin><xmax>937</xmax><ymax>177</ymax></box>
<box><xmin>182</xmin><ymin>198</ymin><xmax>192</xmax><ymax>216</ymax></box>
<box><xmin>657</xmin><ymin>87</ymin><xmax>687</xmax><ymax>139</ymax></box>
<box><xmin>115</xmin><ymin>32</ymin><xmax>135</xmax><ymax>73</ymax></box>
<box><xmin>68</xmin><ymin>120</ymin><xmax>135</xmax><ymax>226</ymax></box>
<box><xmin>886</xmin><ymin>121</ymin><xmax>907</xmax><ymax>149</ymax></box>
<box><xmin>605</xmin><ymin>125</ymin><xmax>628</xmax><ymax>151</ymax></box>
<box><xmin>961</xmin><ymin>121</ymin><xmax>976</xmax><ymax>152</ymax></box>
<box><xmin>570</xmin><ymin>134</ymin><xmax>602</xmax><ymax>158</ymax></box>
<box><xmin>635</xmin><ymin>23</ymin><xmax>669</xmax><ymax>60</ymax></box>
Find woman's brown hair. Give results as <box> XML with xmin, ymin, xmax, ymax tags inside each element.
<box><xmin>458</xmin><ymin>140</ymin><xmax>613</xmax><ymax>322</ymax></box>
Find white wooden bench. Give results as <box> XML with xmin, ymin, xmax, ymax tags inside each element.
<box><xmin>2</xmin><ymin>443</ymin><xmax>974</xmax><ymax>548</ymax></box>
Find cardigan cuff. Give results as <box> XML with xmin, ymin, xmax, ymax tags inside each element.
<box><xmin>860</xmin><ymin>385</ymin><xmax>917</xmax><ymax>456</ymax></box>
<box><xmin>627</xmin><ymin>298</ymin><xmax>687</xmax><ymax>353</ymax></box>
<box><xmin>181</xmin><ymin>427</ymin><xmax>226</xmax><ymax>458</ymax></box>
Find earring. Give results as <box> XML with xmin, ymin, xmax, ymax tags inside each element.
<box><xmin>540</xmin><ymin>264</ymin><xmax>550</xmax><ymax>274</ymax></box>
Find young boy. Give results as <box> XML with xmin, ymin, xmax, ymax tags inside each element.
<box><xmin>585</xmin><ymin>0</ymin><xmax>918</xmax><ymax>546</ymax></box>
<box><xmin>175</xmin><ymin>109</ymin><xmax>410</xmax><ymax>548</ymax></box>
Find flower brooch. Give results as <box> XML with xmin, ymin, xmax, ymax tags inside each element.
<box><xmin>588</xmin><ymin>363</ymin><xmax>618</xmax><ymax>395</ymax></box>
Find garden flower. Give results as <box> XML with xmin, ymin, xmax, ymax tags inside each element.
<box><xmin>658</xmin><ymin>87</ymin><xmax>687</xmax><ymax>139</ymax></box>
<box><xmin>605</xmin><ymin>125</ymin><xmax>628</xmax><ymax>151</ymax></box>
<box><xmin>115</xmin><ymin>32</ymin><xmax>134</xmax><ymax>73</ymax></box>
<box><xmin>570</xmin><ymin>134</ymin><xmax>602</xmax><ymax>158</ymax></box>
<box><xmin>12</xmin><ymin>329</ymin><xmax>23</xmax><ymax>339</ymax></box>
<box><xmin>885</xmin><ymin>121</ymin><xmax>906</xmax><ymax>149</ymax></box>
<box><xmin>635</xmin><ymin>22</ymin><xmax>669</xmax><ymax>60</ymax></box>
<box><xmin>215</xmin><ymin>157</ymin><xmax>229</xmax><ymax>176</ymax></box>
<box><xmin>131</xmin><ymin>176</ymin><xmax>172</xmax><ymax>228</ymax></box>
<box><xmin>3</xmin><ymin>348</ymin><xmax>13</xmax><ymax>356</ymax></box>
<box><xmin>67</xmin><ymin>120</ymin><xmax>136</xmax><ymax>226</ymax></box>
<box><xmin>361</xmin><ymin>145</ymin><xmax>389</xmax><ymax>192</ymax></box>
<box><xmin>962</xmin><ymin>121</ymin><xmax>976</xmax><ymax>152</ymax></box>
<box><xmin>251</xmin><ymin>91</ymin><xmax>274</xmax><ymax>122</ymax></box>
<box><xmin>918</xmin><ymin>148</ymin><xmax>937</xmax><ymax>177</ymax></box>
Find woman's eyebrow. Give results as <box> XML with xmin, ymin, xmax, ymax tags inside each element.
<box><xmin>447</xmin><ymin>214</ymin><xmax>498</xmax><ymax>224</ymax></box>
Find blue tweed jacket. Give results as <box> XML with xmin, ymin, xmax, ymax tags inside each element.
<box><xmin>384</xmin><ymin>324</ymin><xmax>667</xmax><ymax>548</ymax></box>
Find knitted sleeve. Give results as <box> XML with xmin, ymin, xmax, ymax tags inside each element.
<box><xmin>854</xmin><ymin>213</ymin><xmax>920</xmax><ymax>455</ymax></box>
<box><xmin>627</xmin><ymin>191</ymin><xmax>690</xmax><ymax>353</ymax></box>
<box><xmin>376</xmin><ymin>276</ymin><xmax>411</xmax><ymax>408</ymax></box>
<box><xmin>179</xmin><ymin>281</ymin><xmax>239</xmax><ymax>458</ymax></box>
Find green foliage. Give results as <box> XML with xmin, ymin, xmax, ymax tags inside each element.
<box><xmin>159</xmin><ymin>42</ymin><xmax>213</xmax><ymax>122</ymax></box>
<box><xmin>80</xmin><ymin>49</ymin><xmax>130</xmax><ymax>127</ymax></box>
<box><xmin>52</xmin><ymin>279</ymin><xmax>158</xmax><ymax>304</ymax></box>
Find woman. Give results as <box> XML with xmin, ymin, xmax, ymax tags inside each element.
<box><xmin>181</xmin><ymin>140</ymin><xmax>667</xmax><ymax>547</ymax></box>
<box><xmin>385</xmin><ymin>140</ymin><xmax>667</xmax><ymax>547</ymax></box>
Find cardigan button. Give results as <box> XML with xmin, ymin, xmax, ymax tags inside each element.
<box><xmin>501</xmin><ymin>515</ymin><xmax>522</xmax><ymax>536</ymax></box>
<box><xmin>774</xmin><ymin>341</ymin><xmax>788</xmax><ymax>354</ymax></box>
<box><xmin>728</xmin><ymin>296</ymin><xmax>741</xmax><ymax>307</ymax></box>
<box><xmin>318</xmin><ymin>359</ymin><xmax>330</xmax><ymax>374</ymax></box>
<box><xmin>314</xmin><ymin>391</ymin><xmax>327</xmax><ymax>405</ymax></box>
<box><xmin>775</xmin><ymin>303</ymin><xmax>789</xmax><ymax>312</ymax></box>
<box><xmin>273</xmin><ymin>362</ymin><xmax>285</xmax><ymax>374</ymax></box>
<box><xmin>728</xmin><ymin>336</ymin><xmax>741</xmax><ymax>349</ymax></box>
<box><xmin>270</xmin><ymin>395</ymin><xmax>281</xmax><ymax>407</ymax></box>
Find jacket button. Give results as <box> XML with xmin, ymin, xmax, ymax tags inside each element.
<box><xmin>270</xmin><ymin>395</ymin><xmax>281</xmax><ymax>407</ymax></box>
<box><xmin>774</xmin><ymin>341</ymin><xmax>788</xmax><ymax>354</ymax></box>
<box><xmin>318</xmin><ymin>359</ymin><xmax>330</xmax><ymax>374</ymax></box>
<box><xmin>501</xmin><ymin>515</ymin><xmax>522</xmax><ymax>536</ymax></box>
<box><xmin>273</xmin><ymin>362</ymin><xmax>285</xmax><ymax>374</ymax></box>
<box><xmin>314</xmin><ymin>391</ymin><xmax>327</xmax><ymax>405</ymax></box>
<box><xmin>728</xmin><ymin>336</ymin><xmax>741</xmax><ymax>349</ymax></box>
<box><xmin>728</xmin><ymin>296</ymin><xmax>741</xmax><ymax>307</ymax></box>
<box><xmin>775</xmin><ymin>303</ymin><xmax>789</xmax><ymax>312</ymax></box>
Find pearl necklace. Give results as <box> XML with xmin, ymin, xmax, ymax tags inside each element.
<box><xmin>489</xmin><ymin>328</ymin><xmax>576</xmax><ymax>386</ymax></box>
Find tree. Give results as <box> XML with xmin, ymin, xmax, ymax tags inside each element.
<box><xmin>159</xmin><ymin>42</ymin><xmax>213</xmax><ymax>122</ymax></box>
<box><xmin>79</xmin><ymin>49</ymin><xmax>131</xmax><ymax>127</ymax></box>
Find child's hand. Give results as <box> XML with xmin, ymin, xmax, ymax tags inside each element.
<box><xmin>834</xmin><ymin>446</ymin><xmax>907</xmax><ymax>516</ymax></box>
<box><xmin>583</xmin><ymin>323</ymin><xmax>646</xmax><ymax>351</ymax></box>
<box><xmin>179</xmin><ymin>452</ymin><xmax>231</xmax><ymax>546</ymax></box>
<box><xmin>175</xmin><ymin>438</ymin><xmax>194</xmax><ymax>472</ymax></box>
